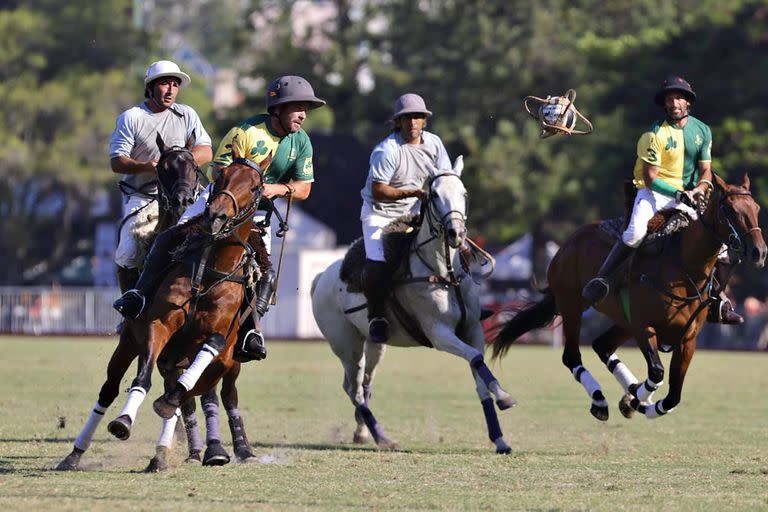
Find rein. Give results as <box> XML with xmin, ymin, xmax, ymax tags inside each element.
<box><xmin>205</xmin><ymin>158</ymin><xmax>265</xmax><ymax>241</ymax></box>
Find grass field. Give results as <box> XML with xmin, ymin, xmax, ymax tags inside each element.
<box><xmin>1</xmin><ymin>336</ymin><xmax>767</xmax><ymax>511</ymax></box>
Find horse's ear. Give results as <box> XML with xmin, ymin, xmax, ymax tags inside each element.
<box><xmin>156</xmin><ymin>133</ymin><xmax>166</xmax><ymax>153</ymax></box>
<box><xmin>259</xmin><ymin>152</ymin><xmax>273</xmax><ymax>172</ymax></box>
<box><xmin>452</xmin><ymin>155</ymin><xmax>464</xmax><ymax>177</ymax></box>
<box><xmin>713</xmin><ymin>172</ymin><xmax>727</xmax><ymax>191</ymax></box>
<box><xmin>742</xmin><ymin>173</ymin><xmax>751</xmax><ymax>190</ymax></box>
<box><xmin>186</xmin><ymin>134</ymin><xmax>196</xmax><ymax>150</ymax></box>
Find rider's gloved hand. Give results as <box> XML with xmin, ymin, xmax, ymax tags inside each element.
<box><xmin>675</xmin><ymin>190</ymin><xmax>695</xmax><ymax>207</ymax></box>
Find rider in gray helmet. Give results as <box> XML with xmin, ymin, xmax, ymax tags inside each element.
<box><xmin>114</xmin><ymin>75</ymin><xmax>327</xmax><ymax>361</ymax></box>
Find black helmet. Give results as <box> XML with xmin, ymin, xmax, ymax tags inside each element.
<box><xmin>654</xmin><ymin>75</ymin><xmax>696</xmax><ymax>106</ymax></box>
<box><xmin>265</xmin><ymin>75</ymin><xmax>326</xmax><ymax>112</ymax></box>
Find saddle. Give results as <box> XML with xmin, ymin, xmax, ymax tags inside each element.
<box><xmin>340</xmin><ymin>215</ymin><xmax>419</xmax><ymax>293</ymax></box>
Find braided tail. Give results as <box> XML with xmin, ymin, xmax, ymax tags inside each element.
<box><xmin>490</xmin><ymin>289</ymin><xmax>558</xmax><ymax>360</ymax></box>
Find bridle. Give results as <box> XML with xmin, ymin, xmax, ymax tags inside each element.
<box><xmin>156</xmin><ymin>145</ymin><xmax>202</xmax><ymax>214</ymax></box>
<box><xmin>205</xmin><ymin>157</ymin><xmax>265</xmax><ymax>240</ymax></box>
<box><xmin>703</xmin><ymin>185</ymin><xmax>762</xmax><ymax>262</ymax></box>
<box><xmin>422</xmin><ymin>172</ymin><xmax>467</xmax><ymax>240</ymax></box>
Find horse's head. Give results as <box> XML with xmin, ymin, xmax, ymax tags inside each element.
<box><xmin>156</xmin><ymin>133</ymin><xmax>200</xmax><ymax>222</ymax></box>
<box><xmin>204</xmin><ymin>144</ymin><xmax>270</xmax><ymax>238</ymax></box>
<box><xmin>425</xmin><ymin>156</ymin><xmax>467</xmax><ymax>249</ymax></box>
<box><xmin>704</xmin><ymin>173</ymin><xmax>767</xmax><ymax>269</ymax></box>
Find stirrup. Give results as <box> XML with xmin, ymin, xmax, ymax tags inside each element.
<box><xmin>234</xmin><ymin>329</ymin><xmax>267</xmax><ymax>362</ymax></box>
<box><xmin>112</xmin><ymin>289</ymin><xmax>146</xmax><ymax>320</ymax></box>
<box><xmin>707</xmin><ymin>300</ymin><xmax>744</xmax><ymax>325</ymax></box>
<box><xmin>368</xmin><ymin>317</ymin><xmax>389</xmax><ymax>344</ymax></box>
<box><xmin>582</xmin><ymin>278</ymin><xmax>610</xmax><ymax>305</ymax></box>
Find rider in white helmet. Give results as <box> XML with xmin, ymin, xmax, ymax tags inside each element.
<box><xmin>110</xmin><ymin>60</ymin><xmax>212</xmax><ymax>295</ymax></box>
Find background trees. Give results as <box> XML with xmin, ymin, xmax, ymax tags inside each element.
<box><xmin>1</xmin><ymin>0</ymin><xmax>766</xmax><ymax>293</ymax></box>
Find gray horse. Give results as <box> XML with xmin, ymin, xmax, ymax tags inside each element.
<box><xmin>311</xmin><ymin>157</ymin><xmax>516</xmax><ymax>454</ymax></box>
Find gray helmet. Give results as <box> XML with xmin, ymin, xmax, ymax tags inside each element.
<box><xmin>265</xmin><ymin>75</ymin><xmax>326</xmax><ymax>112</ymax></box>
<box><xmin>392</xmin><ymin>93</ymin><xmax>432</xmax><ymax>120</ymax></box>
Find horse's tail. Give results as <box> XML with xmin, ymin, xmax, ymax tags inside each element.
<box><xmin>490</xmin><ymin>288</ymin><xmax>558</xmax><ymax>360</ymax></box>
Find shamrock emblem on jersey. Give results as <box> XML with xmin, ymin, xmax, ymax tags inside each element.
<box><xmin>251</xmin><ymin>140</ymin><xmax>268</xmax><ymax>156</ymax></box>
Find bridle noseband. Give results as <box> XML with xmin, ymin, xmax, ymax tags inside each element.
<box><xmin>424</xmin><ymin>173</ymin><xmax>467</xmax><ymax>238</ymax></box>
<box><xmin>205</xmin><ymin>157</ymin><xmax>265</xmax><ymax>240</ymax></box>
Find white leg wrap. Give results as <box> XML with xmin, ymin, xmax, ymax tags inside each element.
<box><xmin>74</xmin><ymin>402</ymin><xmax>108</xmax><ymax>451</ymax></box>
<box><xmin>607</xmin><ymin>354</ymin><xmax>638</xmax><ymax>392</ymax></box>
<box><xmin>177</xmin><ymin>344</ymin><xmax>220</xmax><ymax>392</ymax></box>
<box><xmin>156</xmin><ymin>408</ymin><xmax>181</xmax><ymax>447</ymax></box>
<box><xmin>645</xmin><ymin>399</ymin><xmax>673</xmax><ymax>419</ymax></box>
<box><xmin>572</xmin><ymin>365</ymin><xmax>604</xmax><ymax>403</ymax></box>
<box><xmin>636</xmin><ymin>379</ymin><xmax>662</xmax><ymax>403</ymax></box>
<box><xmin>117</xmin><ymin>387</ymin><xmax>147</xmax><ymax>423</ymax></box>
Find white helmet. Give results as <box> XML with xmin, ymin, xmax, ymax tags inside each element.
<box><xmin>144</xmin><ymin>60</ymin><xmax>191</xmax><ymax>88</ymax></box>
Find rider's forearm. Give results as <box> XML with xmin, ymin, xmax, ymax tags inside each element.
<box><xmin>191</xmin><ymin>145</ymin><xmax>213</xmax><ymax>167</ymax></box>
<box><xmin>110</xmin><ymin>156</ymin><xmax>154</xmax><ymax>176</ymax></box>
<box><xmin>649</xmin><ymin>178</ymin><xmax>678</xmax><ymax>197</ymax></box>
<box><xmin>371</xmin><ymin>182</ymin><xmax>420</xmax><ymax>202</ymax></box>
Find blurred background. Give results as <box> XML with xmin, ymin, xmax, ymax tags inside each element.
<box><xmin>1</xmin><ymin>0</ymin><xmax>767</xmax><ymax>348</ymax></box>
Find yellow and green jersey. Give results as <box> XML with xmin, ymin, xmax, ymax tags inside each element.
<box><xmin>207</xmin><ymin>114</ymin><xmax>314</xmax><ymax>184</ymax></box>
<box><xmin>632</xmin><ymin>115</ymin><xmax>712</xmax><ymax>192</ymax></box>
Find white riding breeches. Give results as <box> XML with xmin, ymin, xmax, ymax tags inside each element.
<box><xmin>115</xmin><ymin>194</ymin><xmax>154</xmax><ymax>269</ymax></box>
<box><xmin>361</xmin><ymin>214</ymin><xmax>393</xmax><ymax>262</ymax></box>
<box><xmin>622</xmin><ymin>187</ymin><xmax>698</xmax><ymax>248</ymax></box>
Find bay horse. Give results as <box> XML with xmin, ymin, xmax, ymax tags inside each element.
<box><xmin>491</xmin><ymin>174</ymin><xmax>766</xmax><ymax>421</ymax></box>
<box><xmin>311</xmin><ymin>157</ymin><xmax>517</xmax><ymax>454</ymax></box>
<box><xmin>99</xmin><ymin>146</ymin><xmax>270</xmax><ymax>470</ymax></box>
<box><xmin>56</xmin><ymin>136</ymin><xmax>246</xmax><ymax>471</ymax></box>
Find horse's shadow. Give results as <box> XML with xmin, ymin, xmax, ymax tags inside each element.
<box><xmin>250</xmin><ymin>440</ymin><xmax>413</xmax><ymax>454</ymax></box>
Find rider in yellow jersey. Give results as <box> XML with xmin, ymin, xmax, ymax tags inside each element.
<box><xmin>582</xmin><ymin>75</ymin><xmax>743</xmax><ymax>324</ymax></box>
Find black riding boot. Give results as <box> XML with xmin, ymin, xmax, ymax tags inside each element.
<box><xmin>234</xmin><ymin>269</ymin><xmax>275</xmax><ymax>362</ymax></box>
<box><xmin>362</xmin><ymin>259</ymin><xmax>391</xmax><ymax>343</ymax></box>
<box><xmin>116</xmin><ymin>266</ymin><xmax>141</xmax><ymax>294</ymax></box>
<box><xmin>581</xmin><ymin>239</ymin><xmax>634</xmax><ymax>306</ymax></box>
<box><xmin>707</xmin><ymin>262</ymin><xmax>743</xmax><ymax>324</ymax></box>
<box><xmin>113</xmin><ymin>225</ymin><xmax>185</xmax><ymax>319</ymax></box>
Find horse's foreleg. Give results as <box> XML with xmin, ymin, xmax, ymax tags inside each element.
<box><xmin>107</xmin><ymin>345</ymin><xmax>156</xmax><ymax>441</ymax></box>
<box><xmin>153</xmin><ymin>333</ymin><xmax>226</xmax><ymax>420</ymax></box>
<box><xmin>145</xmin><ymin>408</ymin><xmax>181</xmax><ymax>472</ymax></box>
<box><xmin>630</xmin><ymin>327</ymin><xmax>665</xmax><ymax>406</ymax></box>
<box><xmin>560</xmin><ymin>306</ymin><xmax>608</xmax><ymax>421</ymax></box>
<box><xmin>56</xmin><ymin>333</ymin><xmax>139</xmax><ymax>470</ymax></box>
<box><xmin>590</xmin><ymin>324</ymin><xmax>642</xmax><ymax>419</ymax></box>
<box><xmin>635</xmin><ymin>336</ymin><xmax>695</xmax><ymax>419</ymax></box>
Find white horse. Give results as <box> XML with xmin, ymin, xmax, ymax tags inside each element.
<box><xmin>311</xmin><ymin>157</ymin><xmax>516</xmax><ymax>454</ymax></box>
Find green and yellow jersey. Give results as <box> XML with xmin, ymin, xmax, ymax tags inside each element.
<box><xmin>632</xmin><ymin>115</ymin><xmax>712</xmax><ymax>193</ymax></box>
<box><xmin>207</xmin><ymin>114</ymin><xmax>314</xmax><ymax>184</ymax></box>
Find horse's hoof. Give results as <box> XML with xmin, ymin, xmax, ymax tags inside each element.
<box><xmin>590</xmin><ymin>404</ymin><xmax>609</xmax><ymax>421</ymax></box>
<box><xmin>496</xmin><ymin>395</ymin><xmax>518</xmax><ymax>411</ymax></box>
<box><xmin>353</xmin><ymin>428</ymin><xmax>370</xmax><ymax>445</ymax></box>
<box><xmin>377</xmin><ymin>438</ymin><xmax>400</xmax><ymax>451</ymax></box>
<box><xmin>235</xmin><ymin>448</ymin><xmax>257</xmax><ymax>463</ymax></box>
<box><xmin>145</xmin><ymin>447</ymin><xmax>169</xmax><ymax>472</ymax></box>
<box><xmin>107</xmin><ymin>415</ymin><xmax>132</xmax><ymax>440</ymax></box>
<box><xmin>152</xmin><ymin>396</ymin><xmax>179</xmax><ymax>420</ymax></box>
<box><xmin>202</xmin><ymin>442</ymin><xmax>230</xmax><ymax>466</ymax></box>
<box><xmin>54</xmin><ymin>449</ymin><xmax>83</xmax><ymax>471</ymax></box>
<box><xmin>236</xmin><ymin>454</ymin><xmax>260</xmax><ymax>464</ymax></box>
<box><xmin>618</xmin><ymin>393</ymin><xmax>636</xmax><ymax>419</ymax></box>
<box><xmin>185</xmin><ymin>450</ymin><xmax>202</xmax><ymax>464</ymax></box>
<box><xmin>496</xmin><ymin>446</ymin><xmax>512</xmax><ymax>455</ymax></box>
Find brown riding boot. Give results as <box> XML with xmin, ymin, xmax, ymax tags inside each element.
<box><xmin>581</xmin><ymin>239</ymin><xmax>634</xmax><ymax>306</ymax></box>
<box><xmin>362</xmin><ymin>259</ymin><xmax>391</xmax><ymax>343</ymax></box>
<box><xmin>707</xmin><ymin>292</ymin><xmax>744</xmax><ymax>325</ymax></box>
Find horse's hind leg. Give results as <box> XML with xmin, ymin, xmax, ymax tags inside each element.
<box><xmin>145</xmin><ymin>408</ymin><xmax>182</xmax><ymax>472</ymax></box>
<box><xmin>560</xmin><ymin>304</ymin><xmax>609</xmax><ymax>421</ymax></box>
<box><xmin>199</xmin><ymin>386</ymin><xmax>231</xmax><ymax>466</ymax></box>
<box><xmin>180</xmin><ymin>399</ymin><xmax>204</xmax><ymax>463</ymax></box>
<box><xmin>353</xmin><ymin>341</ymin><xmax>399</xmax><ymax>449</ymax></box>
<box><xmin>220</xmin><ymin>363</ymin><xmax>257</xmax><ymax>463</ymax></box>
<box><xmin>56</xmin><ymin>333</ymin><xmax>140</xmax><ymax>470</ymax></box>
<box><xmin>590</xmin><ymin>325</ymin><xmax>640</xmax><ymax>419</ymax></box>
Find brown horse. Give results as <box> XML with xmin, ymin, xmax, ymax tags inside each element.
<box><xmin>492</xmin><ymin>174</ymin><xmax>766</xmax><ymax>420</ymax></box>
<box><xmin>56</xmin><ymin>134</ymin><xmax>213</xmax><ymax>471</ymax></box>
<box><xmin>101</xmin><ymin>145</ymin><xmax>270</xmax><ymax>470</ymax></box>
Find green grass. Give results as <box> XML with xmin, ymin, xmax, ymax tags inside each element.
<box><xmin>1</xmin><ymin>336</ymin><xmax>767</xmax><ymax>511</ymax></box>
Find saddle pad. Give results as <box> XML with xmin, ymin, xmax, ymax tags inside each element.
<box><xmin>599</xmin><ymin>210</ymin><xmax>691</xmax><ymax>248</ymax></box>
